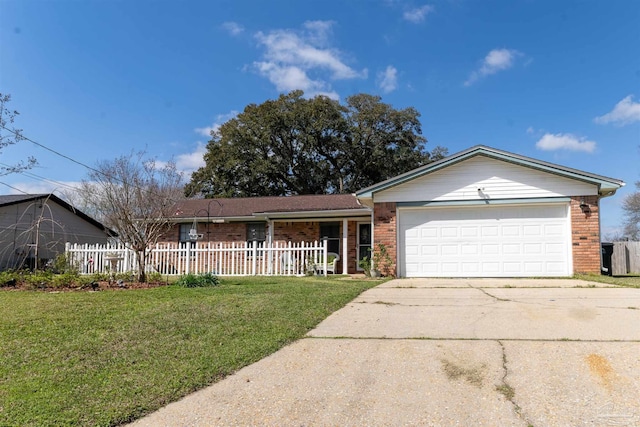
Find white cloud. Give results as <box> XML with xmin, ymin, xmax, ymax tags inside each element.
<box><xmin>594</xmin><ymin>95</ymin><xmax>640</xmax><ymax>126</ymax></box>
<box><xmin>175</xmin><ymin>142</ymin><xmax>207</xmax><ymax>173</ymax></box>
<box><xmin>377</xmin><ymin>65</ymin><xmax>398</xmax><ymax>93</ymax></box>
<box><xmin>2</xmin><ymin>180</ymin><xmax>82</xmax><ymax>196</ymax></box>
<box><xmin>464</xmin><ymin>48</ymin><xmax>523</xmax><ymax>86</ymax></box>
<box><xmin>403</xmin><ymin>5</ymin><xmax>435</xmax><ymax>23</ymax></box>
<box><xmin>526</xmin><ymin>126</ymin><xmax>535</xmax><ymax>134</ymax></box>
<box><xmin>195</xmin><ymin>111</ymin><xmax>239</xmax><ymax>138</ymax></box>
<box><xmin>154</xmin><ymin>142</ymin><xmax>207</xmax><ymax>180</ymax></box>
<box><xmin>221</xmin><ymin>21</ymin><xmax>244</xmax><ymax>36</ymax></box>
<box><xmin>303</xmin><ymin>20</ymin><xmax>335</xmax><ymax>45</ymax></box>
<box><xmin>252</xmin><ymin>22</ymin><xmax>366</xmax><ymax>97</ymax></box>
<box><xmin>535</xmin><ymin>133</ymin><xmax>596</xmax><ymax>153</ymax></box>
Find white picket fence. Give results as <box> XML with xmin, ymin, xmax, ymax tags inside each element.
<box><xmin>65</xmin><ymin>241</ymin><xmax>329</xmax><ymax>277</ymax></box>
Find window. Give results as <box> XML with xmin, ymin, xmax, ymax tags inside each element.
<box><xmin>179</xmin><ymin>223</ymin><xmax>196</xmax><ymax>242</ymax></box>
<box><xmin>179</xmin><ymin>223</ymin><xmax>197</xmax><ymax>248</ymax></box>
<box><xmin>320</xmin><ymin>222</ymin><xmax>340</xmax><ymax>254</ymax></box>
<box><xmin>247</xmin><ymin>222</ymin><xmax>266</xmax><ymax>243</ymax></box>
<box><xmin>357</xmin><ymin>223</ymin><xmax>372</xmax><ymax>270</ymax></box>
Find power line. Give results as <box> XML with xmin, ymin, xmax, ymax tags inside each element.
<box><xmin>0</xmin><ymin>125</ymin><xmax>190</xmax><ymax>206</ymax></box>
<box><xmin>0</xmin><ymin>163</ymin><xmax>82</xmax><ymax>193</ymax></box>
<box><xmin>0</xmin><ymin>181</ymin><xmax>30</xmax><ymax>194</ymax></box>
<box><xmin>0</xmin><ymin>124</ymin><xmax>105</xmax><ymax>176</ymax></box>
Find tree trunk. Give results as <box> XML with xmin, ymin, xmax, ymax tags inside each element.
<box><xmin>136</xmin><ymin>250</ymin><xmax>147</xmax><ymax>283</ymax></box>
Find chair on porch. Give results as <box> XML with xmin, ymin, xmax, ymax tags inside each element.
<box><xmin>316</xmin><ymin>252</ymin><xmax>340</xmax><ymax>275</ymax></box>
<box><xmin>280</xmin><ymin>252</ymin><xmax>297</xmax><ymax>274</ymax></box>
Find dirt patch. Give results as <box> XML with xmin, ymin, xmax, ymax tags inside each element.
<box><xmin>441</xmin><ymin>359</ymin><xmax>486</xmax><ymax>387</ymax></box>
<box><xmin>1</xmin><ymin>280</ymin><xmax>168</xmax><ymax>292</ymax></box>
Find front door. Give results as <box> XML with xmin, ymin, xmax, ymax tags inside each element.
<box><xmin>357</xmin><ymin>223</ymin><xmax>372</xmax><ymax>271</ymax></box>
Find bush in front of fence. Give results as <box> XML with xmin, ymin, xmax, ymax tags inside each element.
<box><xmin>174</xmin><ymin>272</ymin><xmax>220</xmax><ymax>288</ymax></box>
<box><xmin>0</xmin><ymin>269</ymin><xmax>166</xmax><ymax>291</ymax></box>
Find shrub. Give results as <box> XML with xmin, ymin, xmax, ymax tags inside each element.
<box><xmin>146</xmin><ymin>271</ymin><xmax>164</xmax><ymax>283</ymax></box>
<box><xmin>174</xmin><ymin>272</ymin><xmax>219</xmax><ymax>288</ymax></box>
<box><xmin>50</xmin><ymin>272</ymin><xmax>81</xmax><ymax>288</ymax></box>
<box><xmin>23</xmin><ymin>271</ymin><xmax>54</xmax><ymax>289</ymax></box>
<box><xmin>0</xmin><ymin>270</ymin><xmax>19</xmax><ymax>287</ymax></box>
<box><xmin>48</xmin><ymin>253</ymin><xmax>79</xmax><ymax>274</ymax></box>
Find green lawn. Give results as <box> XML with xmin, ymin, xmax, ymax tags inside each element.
<box><xmin>575</xmin><ymin>273</ymin><xmax>640</xmax><ymax>288</ymax></box>
<box><xmin>0</xmin><ymin>276</ymin><xmax>382</xmax><ymax>426</ymax></box>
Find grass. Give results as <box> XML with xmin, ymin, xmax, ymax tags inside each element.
<box><xmin>574</xmin><ymin>273</ymin><xmax>640</xmax><ymax>288</ymax></box>
<box><xmin>0</xmin><ymin>276</ymin><xmax>382</xmax><ymax>426</ymax></box>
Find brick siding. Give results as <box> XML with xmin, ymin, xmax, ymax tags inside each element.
<box><xmin>373</xmin><ymin>202</ymin><xmax>397</xmax><ymax>276</ymax></box>
<box><xmin>570</xmin><ymin>195</ymin><xmax>601</xmax><ymax>274</ymax></box>
<box><xmin>162</xmin><ymin>220</ymin><xmax>366</xmax><ymax>274</ymax></box>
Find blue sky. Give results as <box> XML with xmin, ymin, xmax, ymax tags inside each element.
<box><xmin>1</xmin><ymin>0</ymin><xmax>639</xmax><ymax>235</ymax></box>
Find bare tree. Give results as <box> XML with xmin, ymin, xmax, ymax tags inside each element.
<box><xmin>622</xmin><ymin>181</ymin><xmax>640</xmax><ymax>240</ymax></box>
<box><xmin>0</xmin><ymin>93</ymin><xmax>36</xmax><ymax>175</ymax></box>
<box><xmin>80</xmin><ymin>151</ymin><xmax>185</xmax><ymax>282</ymax></box>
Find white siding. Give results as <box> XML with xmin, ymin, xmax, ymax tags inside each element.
<box><xmin>375</xmin><ymin>156</ymin><xmax>598</xmax><ymax>203</ymax></box>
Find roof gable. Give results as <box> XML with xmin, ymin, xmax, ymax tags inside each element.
<box><xmin>0</xmin><ymin>194</ymin><xmax>115</xmax><ymax>236</ymax></box>
<box><xmin>356</xmin><ymin>145</ymin><xmax>625</xmax><ymax>199</ymax></box>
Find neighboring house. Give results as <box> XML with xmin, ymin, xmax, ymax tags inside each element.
<box><xmin>0</xmin><ymin>194</ymin><xmax>114</xmax><ymax>270</ymax></box>
<box><xmin>163</xmin><ymin>145</ymin><xmax>625</xmax><ymax>278</ymax></box>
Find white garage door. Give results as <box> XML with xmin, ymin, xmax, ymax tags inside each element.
<box><xmin>399</xmin><ymin>204</ymin><xmax>571</xmax><ymax>277</ymax></box>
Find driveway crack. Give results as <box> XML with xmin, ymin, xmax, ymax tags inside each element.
<box><xmin>467</xmin><ymin>284</ymin><xmax>511</xmax><ymax>302</ymax></box>
<box><xmin>496</xmin><ymin>340</ymin><xmax>534</xmax><ymax>427</ymax></box>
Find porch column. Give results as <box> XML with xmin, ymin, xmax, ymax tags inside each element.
<box><xmin>342</xmin><ymin>218</ymin><xmax>348</xmax><ymax>275</ymax></box>
<box><xmin>267</xmin><ymin>218</ymin><xmax>273</xmax><ymax>244</ymax></box>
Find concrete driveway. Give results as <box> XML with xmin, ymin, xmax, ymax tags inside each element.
<box><xmin>130</xmin><ymin>278</ymin><xmax>640</xmax><ymax>426</ymax></box>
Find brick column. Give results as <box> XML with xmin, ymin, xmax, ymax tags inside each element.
<box><xmin>570</xmin><ymin>196</ymin><xmax>601</xmax><ymax>274</ymax></box>
<box><xmin>373</xmin><ymin>202</ymin><xmax>397</xmax><ymax>277</ymax></box>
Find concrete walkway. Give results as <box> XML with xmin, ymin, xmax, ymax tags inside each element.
<box><xmin>129</xmin><ymin>278</ymin><xmax>640</xmax><ymax>426</ymax></box>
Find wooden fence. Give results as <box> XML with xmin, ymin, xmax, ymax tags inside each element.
<box><xmin>611</xmin><ymin>241</ymin><xmax>640</xmax><ymax>276</ymax></box>
<box><xmin>65</xmin><ymin>241</ymin><xmax>329</xmax><ymax>277</ymax></box>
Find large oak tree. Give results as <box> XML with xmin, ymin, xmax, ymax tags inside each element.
<box><xmin>186</xmin><ymin>91</ymin><xmax>447</xmax><ymax>197</ymax></box>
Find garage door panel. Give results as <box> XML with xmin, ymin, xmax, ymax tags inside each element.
<box><xmin>523</xmin><ymin>225</ymin><xmax>542</xmax><ymax>236</ymax></box>
<box><xmin>545</xmin><ymin>243</ymin><xmax>564</xmax><ymax>254</ymax></box>
<box><xmin>421</xmin><ymin>245</ymin><xmax>438</xmax><ymax>256</ymax></box>
<box><xmin>523</xmin><ymin>243</ymin><xmax>542</xmax><ymax>254</ymax></box>
<box><xmin>461</xmin><ymin>244</ymin><xmax>478</xmax><ymax>255</ymax></box>
<box><xmin>481</xmin><ymin>244</ymin><xmax>499</xmax><ymax>255</ymax></box>
<box><xmin>502</xmin><ymin>244</ymin><xmax>521</xmax><ymax>255</ymax></box>
<box><xmin>421</xmin><ymin>228</ymin><xmax>437</xmax><ymax>238</ymax></box>
<box><xmin>501</xmin><ymin>225</ymin><xmax>520</xmax><ymax>236</ymax></box>
<box><xmin>461</xmin><ymin>227</ymin><xmax>478</xmax><ymax>237</ymax></box>
<box><xmin>441</xmin><ymin>245</ymin><xmax>459</xmax><ymax>255</ymax></box>
<box><xmin>482</xmin><ymin>226</ymin><xmax>499</xmax><ymax>237</ymax></box>
<box><xmin>400</xmin><ymin>204</ymin><xmax>570</xmax><ymax>277</ymax></box>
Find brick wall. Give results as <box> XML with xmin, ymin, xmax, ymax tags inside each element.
<box><xmin>373</xmin><ymin>202</ymin><xmax>397</xmax><ymax>276</ymax></box>
<box><xmin>275</xmin><ymin>221</ymin><xmax>341</xmax><ymax>272</ymax></box>
<box><xmin>161</xmin><ymin>222</ymin><xmax>247</xmax><ymax>243</ymax></box>
<box><xmin>570</xmin><ymin>196</ymin><xmax>601</xmax><ymax>274</ymax></box>
<box><xmin>161</xmin><ymin>220</ymin><xmax>364</xmax><ymax>274</ymax></box>
<box><xmin>347</xmin><ymin>221</ymin><xmax>358</xmax><ymax>274</ymax></box>
<box><xmin>273</xmin><ymin>222</ymin><xmax>319</xmax><ymax>243</ymax></box>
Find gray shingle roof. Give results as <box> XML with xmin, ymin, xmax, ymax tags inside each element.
<box><xmin>171</xmin><ymin>194</ymin><xmax>368</xmax><ymax>219</ymax></box>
